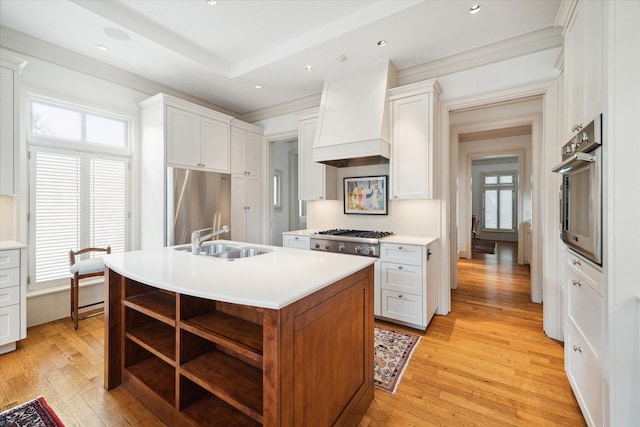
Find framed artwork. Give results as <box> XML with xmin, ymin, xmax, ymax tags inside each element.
<box><xmin>343</xmin><ymin>176</ymin><xmax>388</xmax><ymax>215</ymax></box>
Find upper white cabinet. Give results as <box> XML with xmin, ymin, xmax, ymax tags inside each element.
<box><xmin>165</xmin><ymin>104</ymin><xmax>231</xmax><ymax>173</ymax></box>
<box><xmin>0</xmin><ymin>54</ymin><xmax>26</xmax><ymax>195</ymax></box>
<box><xmin>230</xmin><ymin>121</ymin><xmax>262</xmax><ymax>177</ymax></box>
<box><xmin>230</xmin><ymin>120</ymin><xmax>264</xmax><ymax>244</ymax></box>
<box><xmin>562</xmin><ymin>0</ymin><xmax>603</xmax><ymax>141</ymax></box>
<box><xmin>388</xmin><ymin>79</ymin><xmax>441</xmax><ymax>200</ymax></box>
<box><xmin>296</xmin><ymin>109</ymin><xmax>337</xmax><ymax>201</ymax></box>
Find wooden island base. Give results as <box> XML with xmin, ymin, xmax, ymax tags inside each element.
<box><xmin>104</xmin><ymin>265</ymin><xmax>374</xmax><ymax>426</ymax></box>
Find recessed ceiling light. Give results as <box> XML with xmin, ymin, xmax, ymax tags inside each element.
<box><xmin>95</xmin><ymin>44</ymin><xmax>108</xmax><ymax>51</ymax></box>
<box><xmin>377</xmin><ymin>40</ymin><xmax>388</xmax><ymax>47</ymax></box>
<box><xmin>336</xmin><ymin>54</ymin><xmax>347</xmax><ymax>63</ymax></box>
<box><xmin>104</xmin><ymin>27</ymin><xmax>130</xmax><ymax>41</ymax></box>
<box><xmin>207</xmin><ymin>0</ymin><xmax>218</xmax><ymax>5</ymax></box>
<box><xmin>305</xmin><ymin>65</ymin><xmax>313</xmax><ymax>71</ymax></box>
<box><xmin>255</xmin><ymin>84</ymin><xmax>263</xmax><ymax>89</ymax></box>
<box><xmin>469</xmin><ymin>4</ymin><xmax>482</xmax><ymax>14</ymax></box>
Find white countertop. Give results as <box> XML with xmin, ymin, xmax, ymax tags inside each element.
<box><xmin>103</xmin><ymin>240</ymin><xmax>374</xmax><ymax>310</ymax></box>
<box><xmin>283</xmin><ymin>230</ymin><xmax>438</xmax><ymax>247</ymax></box>
<box><xmin>0</xmin><ymin>240</ymin><xmax>27</xmax><ymax>250</ymax></box>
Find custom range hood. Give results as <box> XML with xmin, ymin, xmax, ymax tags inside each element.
<box><xmin>313</xmin><ymin>62</ymin><xmax>397</xmax><ymax>167</ymax></box>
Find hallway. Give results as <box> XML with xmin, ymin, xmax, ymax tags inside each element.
<box><xmin>361</xmin><ymin>241</ymin><xmax>586</xmax><ymax>426</ymax></box>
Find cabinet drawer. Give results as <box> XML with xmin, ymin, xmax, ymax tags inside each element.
<box><xmin>380</xmin><ymin>243</ymin><xmax>423</xmax><ymax>266</ymax></box>
<box><xmin>0</xmin><ymin>304</ymin><xmax>20</xmax><ymax>345</ymax></box>
<box><xmin>567</xmin><ymin>253</ymin><xmax>602</xmax><ymax>295</ymax></box>
<box><xmin>0</xmin><ymin>286</ymin><xmax>19</xmax><ymax>308</ymax></box>
<box><xmin>380</xmin><ymin>262</ymin><xmax>423</xmax><ymax>295</ymax></box>
<box><xmin>282</xmin><ymin>235</ymin><xmax>310</xmax><ymax>250</ymax></box>
<box><xmin>381</xmin><ymin>289</ymin><xmax>423</xmax><ymax>325</ymax></box>
<box><xmin>0</xmin><ymin>250</ymin><xmax>19</xmax><ymax>270</ymax></box>
<box><xmin>565</xmin><ymin>323</ymin><xmax>603</xmax><ymax>427</ymax></box>
<box><xmin>567</xmin><ymin>268</ymin><xmax>602</xmax><ymax>355</ymax></box>
<box><xmin>0</xmin><ymin>268</ymin><xmax>19</xmax><ymax>289</ymax></box>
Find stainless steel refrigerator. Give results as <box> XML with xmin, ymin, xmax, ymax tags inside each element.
<box><xmin>167</xmin><ymin>167</ymin><xmax>231</xmax><ymax>245</ymax></box>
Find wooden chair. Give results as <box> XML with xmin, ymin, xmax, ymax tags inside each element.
<box><xmin>471</xmin><ymin>215</ymin><xmax>480</xmax><ymax>244</ymax></box>
<box><xmin>69</xmin><ymin>246</ymin><xmax>110</xmax><ymax>330</ymax></box>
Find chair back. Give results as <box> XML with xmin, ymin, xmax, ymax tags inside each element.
<box><xmin>69</xmin><ymin>246</ymin><xmax>111</xmax><ymax>267</ymax></box>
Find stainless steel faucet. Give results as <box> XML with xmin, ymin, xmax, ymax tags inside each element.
<box><xmin>191</xmin><ymin>225</ymin><xmax>230</xmax><ymax>254</ymax></box>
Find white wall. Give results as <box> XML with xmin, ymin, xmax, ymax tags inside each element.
<box><xmin>11</xmin><ymin>54</ymin><xmax>149</xmax><ymax>327</ymax></box>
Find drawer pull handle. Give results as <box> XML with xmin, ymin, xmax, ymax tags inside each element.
<box><xmin>572</xmin><ymin>259</ymin><xmax>581</xmax><ymax>266</ymax></box>
<box><xmin>398</xmin><ymin>266</ymin><xmax>403</xmax><ymax>270</ymax></box>
<box><xmin>573</xmin><ymin>345</ymin><xmax>582</xmax><ymax>353</ymax></box>
<box><xmin>572</xmin><ymin>280</ymin><xmax>581</xmax><ymax>287</ymax></box>
<box><xmin>398</xmin><ymin>294</ymin><xmax>403</xmax><ymax>298</ymax></box>
<box><xmin>398</xmin><ymin>246</ymin><xmax>403</xmax><ymax>250</ymax></box>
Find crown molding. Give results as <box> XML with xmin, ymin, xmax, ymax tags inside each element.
<box><xmin>554</xmin><ymin>0</ymin><xmax>578</xmax><ymax>33</ymax></box>
<box><xmin>0</xmin><ymin>26</ymin><xmax>240</xmax><ymax>117</ymax></box>
<box><xmin>239</xmin><ymin>93</ymin><xmax>322</xmax><ymax>124</ymax></box>
<box><xmin>396</xmin><ymin>26</ymin><xmax>563</xmax><ymax>87</ymax></box>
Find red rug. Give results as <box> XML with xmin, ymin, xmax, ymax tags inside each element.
<box><xmin>0</xmin><ymin>396</ymin><xmax>64</xmax><ymax>427</ymax></box>
<box><xmin>373</xmin><ymin>325</ymin><xmax>421</xmax><ymax>394</ymax></box>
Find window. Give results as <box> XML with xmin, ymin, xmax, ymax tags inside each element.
<box><xmin>28</xmin><ymin>96</ymin><xmax>131</xmax><ymax>290</ymax></box>
<box><xmin>482</xmin><ymin>172</ymin><xmax>516</xmax><ymax>232</ymax></box>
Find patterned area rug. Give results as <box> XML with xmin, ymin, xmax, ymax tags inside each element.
<box><xmin>472</xmin><ymin>240</ymin><xmax>496</xmax><ymax>254</ymax></box>
<box><xmin>0</xmin><ymin>396</ymin><xmax>64</xmax><ymax>427</ymax></box>
<box><xmin>374</xmin><ymin>325</ymin><xmax>421</xmax><ymax>394</ymax></box>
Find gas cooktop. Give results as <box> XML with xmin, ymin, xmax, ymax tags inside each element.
<box><xmin>314</xmin><ymin>229</ymin><xmax>393</xmax><ymax>239</ymax></box>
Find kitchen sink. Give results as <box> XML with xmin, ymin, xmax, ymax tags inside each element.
<box><xmin>211</xmin><ymin>247</ymin><xmax>271</xmax><ymax>259</ymax></box>
<box><xmin>174</xmin><ymin>244</ymin><xmax>241</xmax><ymax>255</ymax></box>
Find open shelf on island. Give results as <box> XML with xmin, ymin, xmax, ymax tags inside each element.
<box><xmin>181</xmin><ymin>310</ymin><xmax>263</xmax><ymax>364</ymax></box>
<box><xmin>180</xmin><ymin>378</ymin><xmax>262</xmax><ymax>427</ymax></box>
<box><xmin>124</xmin><ymin>290</ymin><xmax>176</xmax><ymax>326</ymax></box>
<box><xmin>126</xmin><ymin>319</ymin><xmax>176</xmax><ymax>364</ymax></box>
<box><xmin>125</xmin><ymin>348</ymin><xmax>175</xmax><ymax>406</ymax></box>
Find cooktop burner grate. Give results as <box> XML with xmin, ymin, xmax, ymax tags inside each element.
<box><xmin>315</xmin><ymin>229</ymin><xmax>393</xmax><ymax>239</ymax></box>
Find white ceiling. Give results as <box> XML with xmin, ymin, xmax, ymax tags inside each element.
<box><xmin>0</xmin><ymin>0</ymin><xmax>562</xmax><ymax>115</ymax></box>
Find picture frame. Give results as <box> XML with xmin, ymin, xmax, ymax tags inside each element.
<box><xmin>343</xmin><ymin>175</ymin><xmax>388</xmax><ymax>215</ymax></box>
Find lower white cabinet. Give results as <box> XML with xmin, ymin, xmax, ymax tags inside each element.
<box><xmin>378</xmin><ymin>240</ymin><xmax>437</xmax><ymax>330</ymax></box>
<box><xmin>564</xmin><ymin>251</ymin><xmax>603</xmax><ymax>427</ymax></box>
<box><xmin>282</xmin><ymin>235</ymin><xmax>310</xmax><ymax>250</ymax></box>
<box><xmin>0</xmin><ymin>245</ymin><xmax>27</xmax><ymax>354</ymax></box>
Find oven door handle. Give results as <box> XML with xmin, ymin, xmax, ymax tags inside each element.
<box><xmin>552</xmin><ymin>152</ymin><xmax>596</xmax><ymax>174</ymax></box>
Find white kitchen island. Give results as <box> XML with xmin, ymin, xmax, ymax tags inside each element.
<box><xmin>103</xmin><ymin>241</ymin><xmax>375</xmax><ymax>427</ymax></box>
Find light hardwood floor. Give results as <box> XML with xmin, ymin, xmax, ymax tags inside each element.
<box><xmin>0</xmin><ymin>242</ymin><xmax>585</xmax><ymax>426</ymax></box>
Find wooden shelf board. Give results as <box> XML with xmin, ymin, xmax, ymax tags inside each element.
<box><xmin>181</xmin><ymin>350</ymin><xmax>263</xmax><ymax>423</ymax></box>
<box><xmin>124</xmin><ymin>291</ymin><xmax>176</xmax><ymax>326</ymax></box>
<box><xmin>126</xmin><ymin>356</ymin><xmax>176</xmax><ymax>406</ymax></box>
<box><xmin>126</xmin><ymin>321</ymin><xmax>176</xmax><ymax>364</ymax></box>
<box><xmin>181</xmin><ymin>393</ymin><xmax>262</xmax><ymax>427</ymax></box>
<box><xmin>181</xmin><ymin>311</ymin><xmax>263</xmax><ymax>363</ymax></box>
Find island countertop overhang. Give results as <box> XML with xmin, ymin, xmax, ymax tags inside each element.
<box><xmin>103</xmin><ymin>240</ymin><xmax>375</xmax><ymax>309</ymax></box>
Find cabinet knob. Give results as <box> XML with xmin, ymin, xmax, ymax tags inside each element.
<box><xmin>294</xmin><ymin>236</ymin><xmax>299</xmax><ymax>240</ymax></box>
<box><xmin>398</xmin><ymin>265</ymin><xmax>403</xmax><ymax>270</ymax></box>
<box><xmin>398</xmin><ymin>245</ymin><xmax>403</xmax><ymax>250</ymax></box>
<box><xmin>572</xmin><ymin>259</ymin><xmax>581</xmax><ymax>266</ymax></box>
<box><xmin>572</xmin><ymin>345</ymin><xmax>582</xmax><ymax>353</ymax></box>
<box><xmin>572</xmin><ymin>280</ymin><xmax>581</xmax><ymax>287</ymax></box>
<box><xmin>398</xmin><ymin>294</ymin><xmax>403</xmax><ymax>298</ymax></box>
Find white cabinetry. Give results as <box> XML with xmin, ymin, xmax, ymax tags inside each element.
<box><xmin>296</xmin><ymin>109</ymin><xmax>337</xmax><ymax>201</ymax></box>
<box><xmin>388</xmin><ymin>79</ymin><xmax>441</xmax><ymax>200</ymax></box>
<box><xmin>138</xmin><ymin>94</ymin><xmax>234</xmax><ymax>248</ymax></box>
<box><xmin>379</xmin><ymin>240</ymin><xmax>438</xmax><ymax>330</ymax></box>
<box><xmin>166</xmin><ymin>106</ymin><xmax>231</xmax><ymax>173</ymax></box>
<box><xmin>562</xmin><ymin>0</ymin><xmax>603</xmax><ymax>141</ymax></box>
<box><xmin>564</xmin><ymin>252</ymin><xmax>604</xmax><ymax>427</ymax></box>
<box><xmin>0</xmin><ymin>54</ymin><xmax>26</xmax><ymax>195</ymax></box>
<box><xmin>0</xmin><ymin>245</ymin><xmax>27</xmax><ymax>354</ymax></box>
<box><xmin>230</xmin><ymin>120</ymin><xmax>264</xmax><ymax>244</ymax></box>
<box><xmin>282</xmin><ymin>234</ymin><xmax>310</xmax><ymax>250</ymax></box>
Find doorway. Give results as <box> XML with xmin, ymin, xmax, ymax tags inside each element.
<box><xmin>269</xmin><ymin>137</ymin><xmax>305</xmax><ymax>246</ymax></box>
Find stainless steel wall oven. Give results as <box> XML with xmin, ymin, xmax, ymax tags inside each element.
<box><xmin>552</xmin><ymin>114</ymin><xmax>603</xmax><ymax>265</ymax></box>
